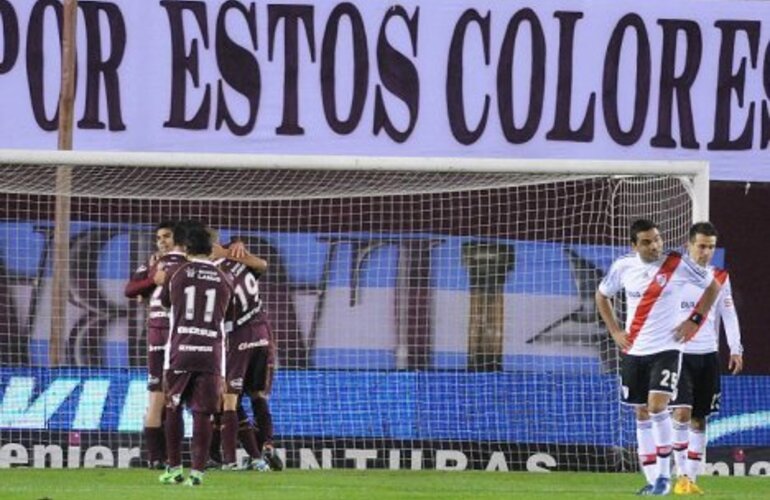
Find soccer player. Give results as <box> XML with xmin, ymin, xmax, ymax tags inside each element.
<box><xmin>124</xmin><ymin>221</ymin><xmax>186</xmax><ymax>469</ymax></box>
<box><xmin>595</xmin><ymin>219</ymin><xmax>721</xmax><ymax>496</ymax></box>
<box><xmin>234</xmin><ymin>314</ymin><xmax>283</xmax><ymax>471</ymax></box>
<box><xmin>211</xmin><ymin>236</ymin><xmax>281</xmax><ymax>471</ymax></box>
<box><xmin>670</xmin><ymin>222</ymin><xmax>743</xmax><ymax>495</ymax></box>
<box><xmin>158</xmin><ymin>221</ymin><xmax>234</xmax><ymax>486</ymax></box>
<box><xmin>248</xmin><ymin>314</ymin><xmax>284</xmax><ymax>472</ymax></box>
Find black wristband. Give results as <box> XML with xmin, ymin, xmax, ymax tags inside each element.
<box><xmin>688</xmin><ymin>312</ymin><xmax>704</xmax><ymax>326</ymax></box>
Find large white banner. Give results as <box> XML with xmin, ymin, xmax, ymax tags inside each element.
<box><xmin>1</xmin><ymin>0</ymin><xmax>769</xmax><ymax>180</ymax></box>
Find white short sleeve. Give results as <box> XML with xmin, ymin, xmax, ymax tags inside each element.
<box><xmin>598</xmin><ymin>259</ymin><xmax>623</xmax><ymax>297</ymax></box>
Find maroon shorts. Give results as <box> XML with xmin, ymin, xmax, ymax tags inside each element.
<box><xmin>226</xmin><ymin>320</ymin><xmax>275</xmax><ymax>395</ymax></box>
<box><xmin>164</xmin><ymin>370</ymin><xmax>222</xmax><ymax>414</ymax></box>
<box><xmin>146</xmin><ymin>326</ymin><xmax>168</xmax><ymax>392</ymax></box>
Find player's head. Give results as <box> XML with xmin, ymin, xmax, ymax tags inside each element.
<box><xmin>630</xmin><ymin>219</ymin><xmax>662</xmax><ymax>263</ymax></box>
<box><xmin>178</xmin><ymin>220</ymin><xmax>213</xmax><ymax>257</ymax></box>
<box><xmin>171</xmin><ymin>220</ymin><xmax>196</xmax><ymax>252</ymax></box>
<box><xmin>688</xmin><ymin>221</ymin><xmax>718</xmax><ymax>267</ymax></box>
<box><xmin>154</xmin><ymin>220</ymin><xmax>176</xmax><ymax>255</ymax></box>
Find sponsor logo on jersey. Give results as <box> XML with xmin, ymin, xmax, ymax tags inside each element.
<box><xmin>179</xmin><ymin>344</ymin><xmax>213</xmax><ymax>352</ymax></box>
<box><xmin>177</xmin><ymin>326</ymin><xmax>218</xmax><ymax>337</ymax></box>
<box><xmin>238</xmin><ymin>339</ymin><xmax>269</xmax><ymax>351</ymax></box>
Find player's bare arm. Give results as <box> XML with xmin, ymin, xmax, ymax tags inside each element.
<box><xmin>227</xmin><ymin>241</ymin><xmax>267</xmax><ymax>272</ymax></box>
<box><xmin>235</xmin><ymin>251</ymin><xmax>267</xmax><ymax>273</ymax></box>
<box><xmin>674</xmin><ymin>278</ymin><xmax>721</xmax><ymax>341</ymax></box>
<box><xmin>595</xmin><ymin>290</ymin><xmax>630</xmax><ymax>350</ymax></box>
<box><xmin>213</xmin><ymin>241</ymin><xmax>268</xmax><ymax>273</ymax></box>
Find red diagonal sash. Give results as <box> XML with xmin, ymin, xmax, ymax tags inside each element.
<box><xmin>626</xmin><ymin>253</ymin><xmax>682</xmax><ymax>350</ymax></box>
<box><xmin>686</xmin><ymin>269</ymin><xmax>728</xmax><ymax>340</ymax></box>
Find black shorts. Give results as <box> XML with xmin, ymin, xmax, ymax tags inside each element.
<box><xmin>670</xmin><ymin>352</ymin><xmax>721</xmax><ymax>418</ymax></box>
<box><xmin>620</xmin><ymin>350</ymin><xmax>682</xmax><ymax>406</ymax></box>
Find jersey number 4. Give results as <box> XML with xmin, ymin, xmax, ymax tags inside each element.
<box><xmin>184</xmin><ymin>286</ymin><xmax>217</xmax><ymax>323</ymax></box>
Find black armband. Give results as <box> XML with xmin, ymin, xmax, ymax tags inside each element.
<box><xmin>688</xmin><ymin>312</ymin><xmax>704</xmax><ymax>326</ymax></box>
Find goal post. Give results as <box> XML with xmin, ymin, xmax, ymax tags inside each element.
<box><xmin>0</xmin><ymin>149</ymin><xmax>708</xmax><ymax>208</ymax></box>
<box><xmin>0</xmin><ymin>149</ymin><xmax>708</xmax><ymax>471</ymax></box>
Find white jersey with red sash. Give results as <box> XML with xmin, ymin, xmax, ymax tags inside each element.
<box><xmin>679</xmin><ymin>267</ymin><xmax>742</xmax><ymax>355</ymax></box>
<box><xmin>599</xmin><ymin>251</ymin><xmax>713</xmax><ymax>356</ymax></box>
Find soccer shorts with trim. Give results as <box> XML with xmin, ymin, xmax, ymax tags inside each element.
<box><xmin>669</xmin><ymin>351</ymin><xmax>721</xmax><ymax>418</ymax></box>
<box><xmin>226</xmin><ymin>319</ymin><xmax>274</xmax><ymax>395</ymax></box>
<box><xmin>620</xmin><ymin>349</ymin><xmax>682</xmax><ymax>405</ymax></box>
<box><xmin>146</xmin><ymin>327</ymin><xmax>167</xmax><ymax>392</ymax></box>
<box><xmin>164</xmin><ymin>370</ymin><xmax>222</xmax><ymax>414</ymax></box>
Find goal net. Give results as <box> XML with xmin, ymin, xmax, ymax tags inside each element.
<box><xmin>0</xmin><ymin>151</ymin><xmax>707</xmax><ymax>471</ymax></box>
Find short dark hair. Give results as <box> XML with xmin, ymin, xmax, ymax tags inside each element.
<box><xmin>172</xmin><ymin>220</ymin><xmax>189</xmax><ymax>250</ymax></box>
<box><xmin>689</xmin><ymin>221</ymin><xmax>719</xmax><ymax>241</ymax></box>
<box><xmin>154</xmin><ymin>220</ymin><xmax>176</xmax><ymax>232</ymax></box>
<box><xmin>176</xmin><ymin>220</ymin><xmax>212</xmax><ymax>256</ymax></box>
<box><xmin>630</xmin><ymin>219</ymin><xmax>659</xmax><ymax>243</ymax></box>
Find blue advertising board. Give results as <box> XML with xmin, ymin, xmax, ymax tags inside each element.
<box><xmin>1</xmin><ymin>367</ymin><xmax>766</xmax><ymax>447</ymax></box>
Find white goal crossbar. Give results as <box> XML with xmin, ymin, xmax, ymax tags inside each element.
<box><xmin>0</xmin><ymin>149</ymin><xmax>709</xmax><ymax>221</ymax></box>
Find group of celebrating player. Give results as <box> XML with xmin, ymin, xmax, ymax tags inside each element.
<box><xmin>124</xmin><ymin>216</ymin><xmax>741</xmax><ymax>490</ymax></box>
<box><xmin>596</xmin><ymin>220</ymin><xmax>743</xmax><ymax>496</ymax></box>
<box><xmin>125</xmin><ymin>220</ymin><xmax>283</xmax><ymax>487</ymax></box>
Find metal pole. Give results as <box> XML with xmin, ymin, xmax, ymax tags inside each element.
<box><xmin>51</xmin><ymin>0</ymin><xmax>77</xmax><ymax>365</ymax></box>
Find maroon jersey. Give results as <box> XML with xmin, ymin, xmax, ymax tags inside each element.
<box><xmin>161</xmin><ymin>259</ymin><xmax>234</xmax><ymax>374</ymax></box>
<box><xmin>216</xmin><ymin>259</ymin><xmax>263</xmax><ymax>336</ymax></box>
<box><xmin>125</xmin><ymin>257</ymin><xmax>156</xmax><ymax>300</ymax></box>
<box><xmin>147</xmin><ymin>251</ymin><xmax>188</xmax><ymax>330</ymax></box>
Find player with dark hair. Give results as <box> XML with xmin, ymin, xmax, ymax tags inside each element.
<box><xmin>670</xmin><ymin>222</ymin><xmax>743</xmax><ymax>495</ymax></box>
<box><xmin>245</xmin><ymin>313</ymin><xmax>283</xmax><ymax>472</ymax></box>
<box><xmin>595</xmin><ymin>218</ymin><xmax>721</xmax><ymax>495</ymax></box>
<box><xmin>210</xmin><ymin>234</ymin><xmax>282</xmax><ymax>471</ymax></box>
<box><xmin>158</xmin><ymin>221</ymin><xmax>233</xmax><ymax>486</ymax></box>
<box><xmin>225</xmin><ymin>317</ymin><xmax>282</xmax><ymax>471</ymax></box>
<box><xmin>124</xmin><ymin>220</ymin><xmax>187</xmax><ymax>469</ymax></box>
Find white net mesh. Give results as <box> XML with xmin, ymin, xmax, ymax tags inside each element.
<box><xmin>0</xmin><ymin>156</ymin><xmax>699</xmax><ymax>470</ymax></box>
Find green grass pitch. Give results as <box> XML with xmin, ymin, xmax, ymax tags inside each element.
<box><xmin>0</xmin><ymin>469</ymin><xmax>766</xmax><ymax>499</ymax></box>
